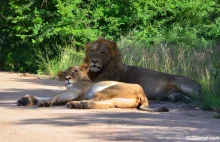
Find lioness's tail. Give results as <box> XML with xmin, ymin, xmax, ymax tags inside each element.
<box><xmin>139</xmin><ymin>104</ymin><xmax>169</xmax><ymax>112</ymax></box>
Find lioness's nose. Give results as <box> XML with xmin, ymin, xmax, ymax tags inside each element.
<box><xmin>65</xmin><ymin>77</ymin><xmax>71</xmax><ymax>80</ymax></box>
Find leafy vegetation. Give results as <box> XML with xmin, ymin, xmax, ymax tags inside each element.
<box><xmin>1</xmin><ymin>0</ymin><xmax>219</xmax><ymax>72</ymax></box>
<box><xmin>0</xmin><ymin>0</ymin><xmax>220</xmax><ymax>110</ymax></box>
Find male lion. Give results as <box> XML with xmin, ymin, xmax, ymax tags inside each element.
<box><xmin>83</xmin><ymin>38</ymin><xmax>202</xmax><ymax>101</ymax></box>
<box><xmin>17</xmin><ymin>63</ymin><xmax>168</xmax><ymax>112</ymax></box>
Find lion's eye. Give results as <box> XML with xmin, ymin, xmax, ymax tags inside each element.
<box><xmin>90</xmin><ymin>50</ymin><xmax>94</xmax><ymax>54</ymax></box>
<box><xmin>63</xmin><ymin>72</ymin><xmax>66</xmax><ymax>76</ymax></box>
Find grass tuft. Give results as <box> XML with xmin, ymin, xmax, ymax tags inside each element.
<box><xmin>36</xmin><ymin>46</ymin><xmax>84</xmax><ymax>76</ymax></box>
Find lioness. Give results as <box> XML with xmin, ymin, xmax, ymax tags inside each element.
<box><xmin>84</xmin><ymin>38</ymin><xmax>202</xmax><ymax>101</ymax></box>
<box><xmin>17</xmin><ymin>63</ymin><xmax>168</xmax><ymax>112</ymax></box>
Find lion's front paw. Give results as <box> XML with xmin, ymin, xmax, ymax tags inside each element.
<box><xmin>66</xmin><ymin>101</ymin><xmax>89</xmax><ymax>109</ymax></box>
<box><xmin>37</xmin><ymin>101</ymin><xmax>52</xmax><ymax>107</ymax></box>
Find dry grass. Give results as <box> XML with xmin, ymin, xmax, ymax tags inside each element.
<box><xmin>118</xmin><ymin>39</ymin><xmax>220</xmax><ymax>110</ymax></box>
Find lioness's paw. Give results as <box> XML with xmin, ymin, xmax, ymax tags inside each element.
<box><xmin>37</xmin><ymin>101</ymin><xmax>51</xmax><ymax>107</ymax></box>
<box><xmin>66</xmin><ymin>101</ymin><xmax>89</xmax><ymax>109</ymax></box>
<box><xmin>17</xmin><ymin>97</ymin><xmax>30</xmax><ymax>106</ymax></box>
<box><xmin>66</xmin><ymin>102</ymin><xmax>72</xmax><ymax>109</ymax></box>
<box><xmin>66</xmin><ymin>101</ymin><xmax>82</xmax><ymax>109</ymax></box>
<box><xmin>17</xmin><ymin>95</ymin><xmax>38</xmax><ymax>106</ymax></box>
<box><xmin>80</xmin><ymin>101</ymin><xmax>89</xmax><ymax>109</ymax></box>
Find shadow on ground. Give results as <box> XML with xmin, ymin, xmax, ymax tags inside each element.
<box><xmin>13</xmin><ymin>109</ymin><xmax>220</xmax><ymax>141</ymax></box>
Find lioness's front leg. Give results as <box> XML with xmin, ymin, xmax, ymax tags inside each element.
<box><xmin>37</xmin><ymin>94</ymin><xmax>60</xmax><ymax>107</ymax></box>
<box><xmin>38</xmin><ymin>88</ymin><xmax>82</xmax><ymax>107</ymax></box>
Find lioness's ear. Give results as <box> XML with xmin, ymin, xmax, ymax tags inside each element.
<box><xmin>57</xmin><ymin>71</ymin><xmax>65</xmax><ymax>81</ymax></box>
<box><xmin>80</xmin><ymin>62</ymin><xmax>90</xmax><ymax>72</ymax></box>
<box><xmin>84</xmin><ymin>63</ymin><xmax>90</xmax><ymax>72</ymax></box>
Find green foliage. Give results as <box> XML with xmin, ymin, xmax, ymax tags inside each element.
<box><xmin>4</xmin><ymin>0</ymin><xmax>220</xmax><ymax>45</ymax></box>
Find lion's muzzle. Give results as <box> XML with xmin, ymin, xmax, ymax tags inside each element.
<box><xmin>90</xmin><ymin>60</ymin><xmax>102</xmax><ymax>72</ymax></box>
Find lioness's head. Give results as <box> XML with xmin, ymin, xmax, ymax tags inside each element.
<box><xmin>57</xmin><ymin>63</ymin><xmax>90</xmax><ymax>88</ymax></box>
<box><xmin>84</xmin><ymin>38</ymin><xmax>120</xmax><ymax>72</ymax></box>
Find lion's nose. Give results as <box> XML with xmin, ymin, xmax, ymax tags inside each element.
<box><xmin>92</xmin><ymin>60</ymin><xmax>98</xmax><ymax>64</ymax></box>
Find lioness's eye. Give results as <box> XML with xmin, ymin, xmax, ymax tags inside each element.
<box><xmin>101</xmin><ymin>52</ymin><xmax>106</xmax><ymax>55</ymax></box>
<box><xmin>90</xmin><ymin>50</ymin><xmax>94</xmax><ymax>54</ymax></box>
<box><xmin>63</xmin><ymin>72</ymin><xmax>66</xmax><ymax>76</ymax></box>
<box><xmin>72</xmin><ymin>70</ymin><xmax>78</xmax><ymax>74</ymax></box>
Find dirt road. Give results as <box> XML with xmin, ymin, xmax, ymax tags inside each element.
<box><xmin>0</xmin><ymin>72</ymin><xmax>219</xmax><ymax>142</ymax></box>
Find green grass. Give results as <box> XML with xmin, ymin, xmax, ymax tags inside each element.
<box><xmin>37</xmin><ymin>36</ymin><xmax>220</xmax><ymax>111</ymax></box>
<box><xmin>36</xmin><ymin>46</ymin><xmax>84</xmax><ymax>76</ymax></box>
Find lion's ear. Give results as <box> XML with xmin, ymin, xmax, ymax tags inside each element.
<box><xmin>57</xmin><ymin>71</ymin><xmax>65</xmax><ymax>81</ymax></box>
<box><xmin>85</xmin><ymin>42</ymin><xmax>91</xmax><ymax>49</ymax></box>
<box><xmin>110</xmin><ymin>41</ymin><xmax>118</xmax><ymax>56</ymax></box>
<box><xmin>111</xmin><ymin>41</ymin><xmax>117</xmax><ymax>50</ymax></box>
<box><xmin>84</xmin><ymin>43</ymin><xmax>91</xmax><ymax>62</ymax></box>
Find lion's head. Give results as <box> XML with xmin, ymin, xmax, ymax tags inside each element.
<box><xmin>57</xmin><ymin>63</ymin><xmax>90</xmax><ymax>88</ymax></box>
<box><xmin>84</xmin><ymin>38</ymin><xmax>121</xmax><ymax>72</ymax></box>
<box><xmin>84</xmin><ymin>38</ymin><xmax>124</xmax><ymax>81</ymax></box>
